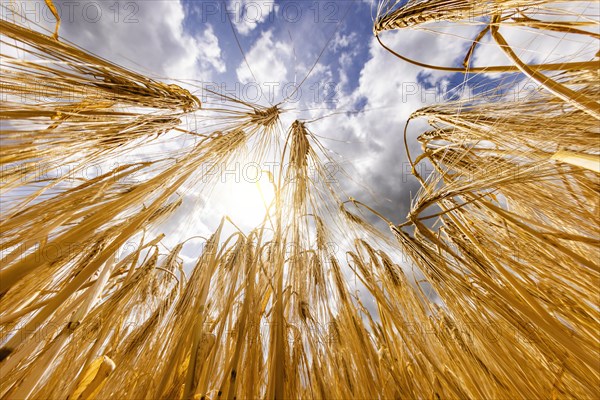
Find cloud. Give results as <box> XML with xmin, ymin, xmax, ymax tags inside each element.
<box><xmin>229</xmin><ymin>0</ymin><xmax>277</xmax><ymax>35</ymax></box>
<box><xmin>165</xmin><ymin>23</ymin><xmax>226</xmax><ymax>79</ymax></box>
<box><xmin>331</xmin><ymin>31</ymin><xmax>358</xmax><ymax>53</ymax></box>
<box><xmin>20</xmin><ymin>0</ymin><xmax>226</xmax><ymax>82</ymax></box>
<box><xmin>236</xmin><ymin>29</ymin><xmax>292</xmax><ymax>87</ymax></box>
<box><xmin>311</xmin><ymin>28</ymin><xmax>475</xmax><ymax>229</ymax></box>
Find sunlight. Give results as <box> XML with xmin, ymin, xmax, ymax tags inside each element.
<box><xmin>215</xmin><ymin>171</ymin><xmax>276</xmax><ymax>230</ymax></box>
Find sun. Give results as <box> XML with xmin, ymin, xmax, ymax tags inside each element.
<box><xmin>214</xmin><ymin>171</ymin><xmax>276</xmax><ymax>230</ymax></box>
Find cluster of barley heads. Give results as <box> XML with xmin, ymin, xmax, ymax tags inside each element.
<box><xmin>0</xmin><ymin>0</ymin><xmax>598</xmax><ymax>399</ymax></box>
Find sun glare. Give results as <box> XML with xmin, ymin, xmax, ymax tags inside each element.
<box><xmin>215</xmin><ymin>172</ymin><xmax>276</xmax><ymax>230</ymax></box>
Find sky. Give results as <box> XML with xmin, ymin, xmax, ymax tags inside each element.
<box><xmin>3</xmin><ymin>0</ymin><xmax>598</xmax><ymax>260</ymax></box>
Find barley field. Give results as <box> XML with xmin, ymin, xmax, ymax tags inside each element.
<box><xmin>0</xmin><ymin>0</ymin><xmax>599</xmax><ymax>399</ymax></box>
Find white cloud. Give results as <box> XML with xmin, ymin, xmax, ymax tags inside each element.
<box><xmin>332</xmin><ymin>31</ymin><xmax>357</xmax><ymax>53</ymax></box>
<box><xmin>164</xmin><ymin>24</ymin><xmax>226</xmax><ymax>80</ymax></box>
<box><xmin>306</xmin><ymin>28</ymin><xmax>474</xmax><ymax>231</ymax></box>
<box><xmin>236</xmin><ymin>29</ymin><xmax>292</xmax><ymax>85</ymax></box>
<box><xmin>229</xmin><ymin>0</ymin><xmax>277</xmax><ymax>35</ymax></box>
<box><xmin>18</xmin><ymin>0</ymin><xmax>225</xmax><ymax>83</ymax></box>
<box><xmin>331</xmin><ymin>31</ymin><xmax>358</xmax><ymax>52</ymax></box>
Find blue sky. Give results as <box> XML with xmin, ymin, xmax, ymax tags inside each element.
<box><xmin>179</xmin><ymin>0</ymin><xmax>374</xmax><ymax>105</ymax></box>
